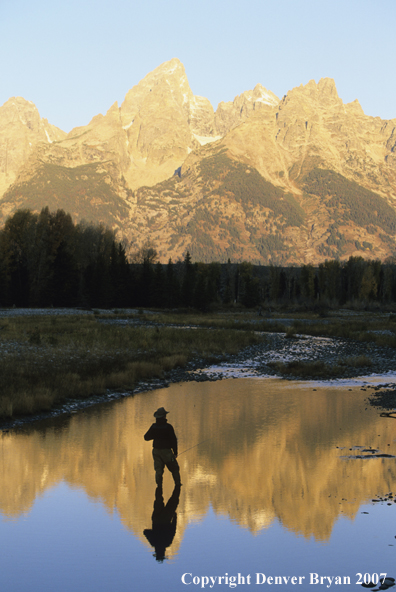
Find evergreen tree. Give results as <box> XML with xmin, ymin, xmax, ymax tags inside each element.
<box><xmin>152</xmin><ymin>262</ymin><xmax>166</xmax><ymax>308</ymax></box>
<box><xmin>0</xmin><ymin>209</ymin><xmax>36</xmax><ymax>306</ymax></box>
<box><xmin>182</xmin><ymin>251</ymin><xmax>195</xmax><ymax>307</ymax></box>
<box><xmin>165</xmin><ymin>258</ymin><xmax>180</xmax><ymax>308</ymax></box>
<box><xmin>300</xmin><ymin>265</ymin><xmax>316</xmax><ymax>300</ymax></box>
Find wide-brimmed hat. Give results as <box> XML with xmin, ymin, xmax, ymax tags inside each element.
<box><xmin>154</xmin><ymin>407</ymin><xmax>169</xmax><ymax>418</ymax></box>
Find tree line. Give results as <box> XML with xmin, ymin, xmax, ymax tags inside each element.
<box><xmin>0</xmin><ymin>208</ymin><xmax>131</xmax><ymax>308</ymax></box>
<box><xmin>123</xmin><ymin>252</ymin><xmax>396</xmax><ymax>310</ymax></box>
<box><xmin>2</xmin><ymin>208</ymin><xmax>396</xmax><ymax>310</ymax></box>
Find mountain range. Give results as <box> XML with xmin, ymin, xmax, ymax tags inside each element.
<box><xmin>1</xmin><ymin>58</ymin><xmax>395</xmax><ymax>264</ymax></box>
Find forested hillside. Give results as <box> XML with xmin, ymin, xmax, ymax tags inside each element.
<box><xmin>2</xmin><ymin>208</ymin><xmax>396</xmax><ymax>310</ymax></box>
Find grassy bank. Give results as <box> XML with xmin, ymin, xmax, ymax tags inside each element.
<box><xmin>0</xmin><ymin>314</ymin><xmax>262</xmax><ymax>419</ymax></box>
<box><xmin>122</xmin><ymin>309</ymin><xmax>396</xmax><ymax>347</ymax></box>
<box><xmin>2</xmin><ymin>307</ymin><xmax>395</xmax><ymax>420</ymax></box>
<box><xmin>267</xmin><ymin>355</ymin><xmax>373</xmax><ymax>379</ymax></box>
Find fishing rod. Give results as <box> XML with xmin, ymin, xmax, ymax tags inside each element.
<box><xmin>177</xmin><ymin>438</ymin><xmax>211</xmax><ymax>457</ymax></box>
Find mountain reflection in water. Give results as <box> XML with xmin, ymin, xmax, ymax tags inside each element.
<box><xmin>1</xmin><ymin>378</ymin><xmax>396</xmax><ymax>557</ymax></box>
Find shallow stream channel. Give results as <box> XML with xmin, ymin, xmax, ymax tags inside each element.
<box><xmin>2</xmin><ymin>375</ymin><xmax>396</xmax><ymax>592</ymax></box>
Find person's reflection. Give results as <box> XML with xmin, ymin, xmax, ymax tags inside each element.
<box><xmin>143</xmin><ymin>484</ymin><xmax>181</xmax><ymax>562</ymax></box>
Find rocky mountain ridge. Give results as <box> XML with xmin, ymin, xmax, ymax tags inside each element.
<box><xmin>0</xmin><ymin>97</ymin><xmax>66</xmax><ymax>208</ymax></box>
<box><xmin>0</xmin><ymin>58</ymin><xmax>395</xmax><ymax>264</ymax></box>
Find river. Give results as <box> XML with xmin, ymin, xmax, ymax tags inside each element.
<box><xmin>1</xmin><ymin>377</ymin><xmax>396</xmax><ymax>591</ymax></box>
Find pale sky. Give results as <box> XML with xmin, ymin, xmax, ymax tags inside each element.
<box><xmin>0</xmin><ymin>0</ymin><xmax>394</xmax><ymax>132</ymax></box>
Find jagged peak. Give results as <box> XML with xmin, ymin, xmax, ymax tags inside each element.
<box><xmin>120</xmin><ymin>58</ymin><xmax>191</xmax><ymax>125</ymax></box>
<box><xmin>1</xmin><ymin>96</ymin><xmax>37</xmax><ymax>108</ymax></box>
<box><xmin>106</xmin><ymin>101</ymin><xmax>120</xmax><ymax>116</ymax></box>
<box><xmin>317</xmin><ymin>77</ymin><xmax>338</xmax><ymax>96</ymax></box>
<box><xmin>296</xmin><ymin>77</ymin><xmax>339</xmax><ymax>97</ymax></box>
<box><xmin>0</xmin><ymin>97</ymin><xmax>51</xmax><ymax>136</ymax></box>
<box><xmin>218</xmin><ymin>84</ymin><xmax>279</xmax><ymax>110</ymax></box>
<box><xmin>0</xmin><ymin>96</ymin><xmax>40</xmax><ymax>119</ymax></box>
<box><xmin>79</xmin><ymin>101</ymin><xmax>120</xmax><ymax>131</ymax></box>
<box><xmin>0</xmin><ymin>97</ymin><xmax>65</xmax><ymax>135</ymax></box>
<box><xmin>282</xmin><ymin>77</ymin><xmax>342</xmax><ymax>109</ymax></box>
<box><xmin>345</xmin><ymin>98</ymin><xmax>365</xmax><ymax>115</ymax></box>
<box><xmin>134</xmin><ymin>57</ymin><xmax>187</xmax><ymax>89</ymax></box>
<box><xmin>251</xmin><ymin>84</ymin><xmax>279</xmax><ymax>106</ymax></box>
<box><xmin>155</xmin><ymin>57</ymin><xmax>185</xmax><ymax>76</ymax></box>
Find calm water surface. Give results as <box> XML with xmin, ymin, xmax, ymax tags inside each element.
<box><xmin>1</xmin><ymin>378</ymin><xmax>396</xmax><ymax>592</ymax></box>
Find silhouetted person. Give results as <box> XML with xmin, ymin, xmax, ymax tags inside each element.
<box><xmin>144</xmin><ymin>407</ymin><xmax>181</xmax><ymax>488</ymax></box>
<box><xmin>143</xmin><ymin>484</ymin><xmax>181</xmax><ymax>562</ymax></box>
